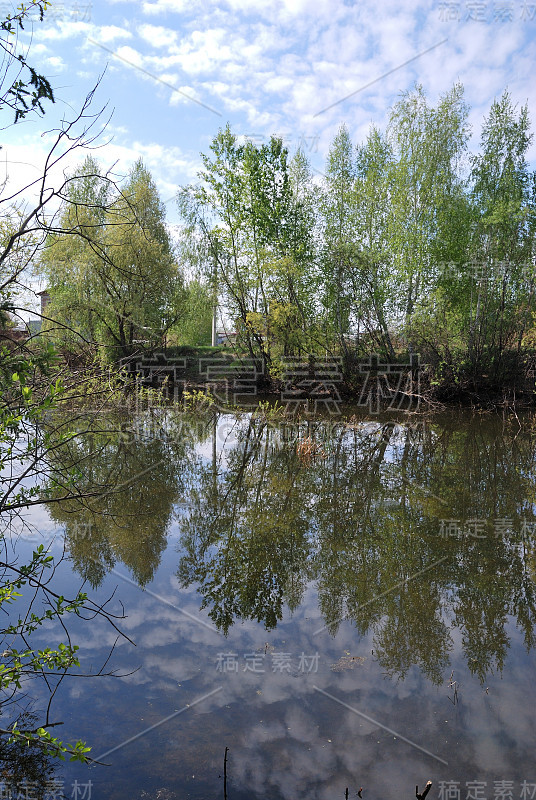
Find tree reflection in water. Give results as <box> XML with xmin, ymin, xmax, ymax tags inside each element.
<box><xmin>45</xmin><ymin>409</ymin><xmax>536</xmax><ymax>685</ymax></box>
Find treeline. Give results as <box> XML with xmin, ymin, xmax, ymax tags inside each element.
<box><xmin>39</xmin><ymin>83</ymin><xmax>536</xmax><ymax>400</ymax></box>
<box><xmin>180</xmin><ymin>83</ymin><xmax>536</xmax><ymax>397</ymax></box>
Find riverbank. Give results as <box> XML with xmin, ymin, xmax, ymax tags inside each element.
<box><xmin>117</xmin><ymin>345</ymin><xmax>536</xmax><ymax>414</ymax></box>
<box><xmin>36</xmin><ymin>342</ymin><xmax>536</xmax><ymax>415</ymax></box>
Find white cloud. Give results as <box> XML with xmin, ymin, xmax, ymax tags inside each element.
<box><xmin>168</xmin><ymin>84</ymin><xmax>201</xmax><ymax>106</ymax></box>
<box><xmin>138</xmin><ymin>22</ymin><xmax>178</xmax><ymax>47</ymax></box>
<box><xmin>33</xmin><ymin>19</ymin><xmax>91</xmax><ymax>40</ymax></box>
<box><xmin>114</xmin><ymin>44</ymin><xmax>145</xmax><ymax>66</ymax></box>
<box><xmin>141</xmin><ymin>0</ymin><xmax>190</xmax><ymax>13</ymax></box>
<box><xmin>2</xmin><ymin>0</ymin><xmax>535</xmax><ymax>233</ymax></box>
<box><xmin>98</xmin><ymin>24</ymin><xmax>134</xmax><ymax>42</ymax></box>
<box><xmin>44</xmin><ymin>55</ymin><xmax>66</xmax><ymax>70</ymax></box>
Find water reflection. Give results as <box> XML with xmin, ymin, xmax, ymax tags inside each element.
<box><xmin>44</xmin><ymin>410</ymin><xmax>207</xmax><ymax>587</ymax></box>
<box><xmin>0</xmin><ymin>712</ymin><xmax>60</xmax><ymax>799</ymax></box>
<box><xmin>44</xmin><ymin>410</ymin><xmax>536</xmax><ymax>686</ymax></box>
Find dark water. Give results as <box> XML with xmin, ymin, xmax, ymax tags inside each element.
<box><xmin>9</xmin><ymin>408</ymin><xmax>536</xmax><ymax>799</ymax></box>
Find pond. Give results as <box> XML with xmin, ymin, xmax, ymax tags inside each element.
<box><xmin>8</xmin><ymin>407</ymin><xmax>536</xmax><ymax>800</ymax></box>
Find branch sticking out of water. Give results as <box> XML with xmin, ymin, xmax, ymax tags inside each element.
<box><xmin>224</xmin><ymin>746</ymin><xmax>229</xmax><ymax>800</ymax></box>
<box><xmin>417</xmin><ymin>781</ymin><xmax>433</xmax><ymax>800</ymax></box>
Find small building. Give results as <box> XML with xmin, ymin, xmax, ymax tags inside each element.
<box><xmin>37</xmin><ymin>289</ymin><xmax>51</xmax><ymax>318</ymax></box>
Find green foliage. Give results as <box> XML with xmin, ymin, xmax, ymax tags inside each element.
<box><xmin>172</xmin><ymin>412</ymin><xmax>536</xmax><ymax>683</ymax></box>
<box><xmin>0</xmin><ymin>546</ymin><xmax>93</xmax><ymax>761</ymax></box>
<box><xmin>0</xmin><ymin>1</ymin><xmax>55</xmax><ymax>121</ymax></box>
<box><xmin>0</xmin><ymin>334</ymin><xmax>104</xmax><ymax>762</ymax></box>
<box><xmin>320</xmin><ymin>124</ymin><xmax>358</xmax><ymax>346</ymax></box>
<box><xmin>182</xmin><ymin>388</ymin><xmax>215</xmax><ymax>412</ymax></box>
<box><xmin>0</xmin><ymin>6</ymin><xmax>133</xmax><ymax>767</ymax></box>
<box><xmin>40</xmin><ymin>157</ymin><xmax>186</xmax><ymax>361</ymax></box>
<box><xmin>466</xmin><ymin>91</ymin><xmax>536</xmax><ymax>377</ymax></box>
<box><xmin>171</xmin><ymin>278</ymin><xmax>213</xmax><ymax>346</ymax></box>
<box><xmin>0</xmin><ymin>712</ymin><xmax>60</xmax><ymax>794</ymax></box>
<box><xmin>178</xmin><ymin>84</ymin><xmax>536</xmax><ymax>394</ymax></box>
<box><xmin>179</xmin><ymin>126</ymin><xmax>319</xmax><ymax>375</ymax></box>
<box><xmin>250</xmin><ymin>399</ymin><xmax>288</xmax><ymax>421</ymax></box>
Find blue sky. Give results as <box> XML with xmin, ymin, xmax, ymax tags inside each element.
<box><xmin>4</xmin><ymin>0</ymin><xmax>536</xmax><ymax>236</ymax></box>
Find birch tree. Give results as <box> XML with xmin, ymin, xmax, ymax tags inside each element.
<box><xmin>468</xmin><ymin>91</ymin><xmax>536</xmax><ymax>376</ymax></box>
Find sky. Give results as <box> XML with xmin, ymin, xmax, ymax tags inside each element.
<box><xmin>2</xmin><ymin>0</ymin><xmax>536</xmax><ymax>310</ymax></box>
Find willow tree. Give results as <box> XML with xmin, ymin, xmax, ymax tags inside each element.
<box><xmin>41</xmin><ymin>158</ymin><xmax>184</xmax><ymax>360</ymax></box>
<box><xmin>102</xmin><ymin>159</ymin><xmax>183</xmax><ymax>358</ymax></box>
<box><xmin>39</xmin><ymin>155</ymin><xmax>110</xmax><ymax>345</ymax></box>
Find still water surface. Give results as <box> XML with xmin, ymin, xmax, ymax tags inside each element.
<box><xmin>13</xmin><ymin>409</ymin><xmax>536</xmax><ymax>799</ymax></box>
